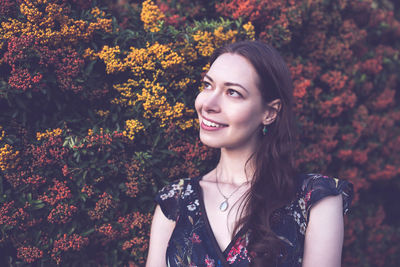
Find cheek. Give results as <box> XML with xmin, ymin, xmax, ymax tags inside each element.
<box><xmin>231</xmin><ymin>105</ymin><xmax>263</xmax><ymax>127</ymax></box>
<box><xmin>194</xmin><ymin>92</ymin><xmax>204</xmax><ymax>114</ymax></box>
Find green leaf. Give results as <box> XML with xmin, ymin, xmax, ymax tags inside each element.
<box><xmin>81</xmin><ymin>228</ymin><xmax>95</xmax><ymax>237</ymax></box>
<box><xmin>85</xmin><ymin>60</ymin><xmax>96</xmax><ymax>75</ymax></box>
<box><xmin>33</xmin><ymin>203</ymin><xmax>45</xmax><ymax>210</ymax></box>
<box><xmin>63</xmin><ymin>139</ymin><xmax>70</xmax><ymax>147</ymax></box>
<box><xmin>11</xmin><ymin>110</ymin><xmax>19</xmax><ymax>118</ymax></box>
<box><xmin>83</xmin><ymin>169</ymin><xmax>88</xmax><ymax>179</ymax></box>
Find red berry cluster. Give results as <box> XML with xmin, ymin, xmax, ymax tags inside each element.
<box><xmin>88</xmin><ymin>192</ymin><xmax>115</xmax><ymax>220</ymax></box>
<box><xmin>81</xmin><ymin>184</ymin><xmax>94</xmax><ymax>197</ymax></box>
<box><xmin>39</xmin><ymin>179</ymin><xmax>72</xmax><ymax>206</ymax></box>
<box><xmin>23</xmin><ymin>174</ymin><xmax>47</xmax><ymax>189</ymax></box>
<box><xmin>51</xmin><ymin>233</ymin><xmax>89</xmax><ymax>264</ymax></box>
<box><xmin>16</xmin><ymin>245</ymin><xmax>44</xmax><ymax>263</ymax></box>
<box><xmin>0</xmin><ymin>201</ymin><xmax>17</xmax><ymax>226</ymax></box>
<box><xmin>47</xmin><ymin>203</ymin><xmax>78</xmax><ymax>224</ymax></box>
<box><xmin>3</xmin><ymin>35</ymin><xmax>86</xmax><ymax>93</ymax></box>
<box><xmin>117</xmin><ymin>212</ymin><xmax>152</xmax><ymax>237</ymax></box>
<box><xmin>28</xmin><ymin>136</ymin><xmax>68</xmax><ymax>168</ymax></box>
<box><xmin>95</xmin><ymin>223</ymin><xmax>119</xmax><ymax>245</ymax></box>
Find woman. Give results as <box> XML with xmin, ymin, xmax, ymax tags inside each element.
<box><xmin>146</xmin><ymin>40</ymin><xmax>353</xmax><ymax>267</ymax></box>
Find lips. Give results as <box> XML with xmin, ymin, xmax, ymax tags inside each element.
<box><xmin>201</xmin><ymin>116</ymin><xmax>228</xmax><ymax>128</ymax></box>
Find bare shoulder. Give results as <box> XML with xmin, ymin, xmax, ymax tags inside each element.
<box><xmin>310</xmin><ymin>193</ymin><xmax>343</xmax><ymax>217</ymax></box>
<box><xmin>302</xmin><ymin>194</ymin><xmax>344</xmax><ymax>267</ymax></box>
<box><xmin>145</xmin><ymin>205</ymin><xmax>176</xmax><ymax>267</ymax></box>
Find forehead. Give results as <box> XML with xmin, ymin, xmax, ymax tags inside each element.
<box><xmin>206</xmin><ymin>53</ymin><xmax>260</xmax><ymax>89</ymax></box>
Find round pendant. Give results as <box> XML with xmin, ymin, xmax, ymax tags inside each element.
<box><xmin>219</xmin><ymin>200</ymin><xmax>228</xmax><ymax>212</ymax></box>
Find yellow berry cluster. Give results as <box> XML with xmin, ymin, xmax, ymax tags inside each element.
<box><xmin>0</xmin><ymin>127</ymin><xmax>5</xmax><ymax>142</ymax></box>
<box><xmin>95</xmin><ymin>42</ymin><xmax>184</xmax><ymax>75</ymax></box>
<box><xmin>176</xmin><ymin>116</ymin><xmax>197</xmax><ymax>131</ymax></box>
<box><xmin>123</xmin><ymin>119</ymin><xmax>144</xmax><ymax>141</ymax></box>
<box><xmin>96</xmin><ymin>110</ymin><xmax>110</xmax><ymax>117</ymax></box>
<box><xmin>243</xmin><ymin>21</ymin><xmax>255</xmax><ymax>40</ymax></box>
<box><xmin>90</xmin><ymin>7</ymin><xmax>106</xmax><ymax>18</ymax></box>
<box><xmin>177</xmin><ymin>39</ymin><xmax>199</xmax><ymax>62</ymax></box>
<box><xmin>95</xmin><ymin>45</ymin><xmax>125</xmax><ymax>74</ymax></box>
<box><xmin>112</xmin><ymin>76</ymin><xmax>195</xmax><ymax>129</ymax></box>
<box><xmin>127</xmin><ymin>42</ymin><xmax>184</xmax><ymax>74</ymax></box>
<box><xmin>193</xmin><ymin>26</ymin><xmax>238</xmax><ymax>57</ymax></box>
<box><xmin>36</xmin><ymin>128</ymin><xmax>62</xmax><ymax>141</ymax></box>
<box><xmin>140</xmin><ymin>0</ymin><xmax>165</xmax><ymax>33</ymax></box>
<box><xmin>0</xmin><ymin>144</ymin><xmax>19</xmax><ymax>171</ymax></box>
<box><xmin>83</xmin><ymin>48</ymin><xmax>96</xmax><ymax>60</ymax></box>
<box><xmin>170</xmin><ymin>77</ymin><xmax>193</xmax><ymax>91</ymax></box>
<box><xmin>193</xmin><ymin>30</ymin><xmax>215</xmax><ymax>57</ymax></box>
<box><xmin>0</xmin><ymin>0</ymin><xmax>113</xmax><ymax>46</ymax></box>
<box><xmin>95</xmin><ymin>41</ymin><xmax>195</xmax><ymax>129</ymax></box>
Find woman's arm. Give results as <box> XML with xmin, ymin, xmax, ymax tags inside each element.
<box><xmin>302</xmin><ymin>194</ymin><xmax>344</xmax><ymax>267</ymax></box>
<box><xmin>145</xmin><ymin>205</ymin><xmax>176</xmax><ymax>267</ymax></box>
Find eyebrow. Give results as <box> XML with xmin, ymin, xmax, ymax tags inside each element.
<box><xmin>204</xmin><ymin>74</ymin><xmax>249</xmax><ymax>93</ymax></box>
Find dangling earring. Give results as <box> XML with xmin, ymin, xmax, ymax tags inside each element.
<box><xmin>262</xmin><ymin>125</ymin><xmax>268</xmax><ymax>136</ymax></box>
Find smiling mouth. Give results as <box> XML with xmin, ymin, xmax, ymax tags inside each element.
<box><xmin>202</xmin><ymin>118</ymin><xmax>228</xmax><ymax>128</ymax></box>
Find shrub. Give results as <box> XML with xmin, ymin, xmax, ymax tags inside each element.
<box><xmin>0</xmin><ymin>0</ymin><xmax>399</xmax><ymax>266</ymax></box>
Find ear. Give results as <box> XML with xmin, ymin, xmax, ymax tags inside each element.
<box><xmin>262</xmin><ymin>99</ymin><xmax>281</xmax><ymax>125</ymax></box>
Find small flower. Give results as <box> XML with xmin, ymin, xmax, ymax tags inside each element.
<box><xmin>205</xmin><ymin>254</ymin><xmax>215</xmax><ymax>267</ymax></box>
<box><xmin>172</xmin><ymin>183</ymin><xmax>182</xmax><ymax>191</ymax></box>
<box><xmin>183</xmin><ymin>184</ymin><xmax>193</xmax><ymax>197</ymax></box>
<box><xmin>293</xmin><ymin>211</ymin><xmax>301</xmax><ymax>225</ymax></box>
<box><xmin>187</xmin><ymin>204</ymin><xmax>196</xmax><ymax>211</ymax></box>
<box><xmin>167</xmin><ymin>189</ymin><xmax>175</xmax><ymax>198</ymax></box>
<box><xmin>298</xmin><ymin>198</ymin><xmax>306</xmax><ymax>210</ymax></box>
<box><xmin>298</xmin><ymin>198</ymin><xmax>307</xmax><ymax>217</ymax></box>
<box><xmin>187</xmin><ymin>199</ymin><xmax>199</xmax><ymax>211</ymax></box>
<box><xmin>190</xmin><ymin>232</ymin><xmax>201</xmax><ymax>244</ymax></box>
<box><xmin>299</xmin><ymin>222</ymin><xmax>307</xmax><ymax>235</ymax></box>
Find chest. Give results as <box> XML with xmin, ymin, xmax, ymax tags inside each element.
<box><xmin>165</xmin><ymin>178</ymin><xmax>306</xmax><ymax>267</ymax></box>
<box><xmin>200</xmin><ymin>181</ymin><xmax>248</xmax><ymax>252</ymax></box>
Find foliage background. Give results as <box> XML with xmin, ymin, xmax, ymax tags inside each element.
<box><xmin>0</xmin><ymin>0</ymin><xmax>399</xmax><ymax>266</ymax></box>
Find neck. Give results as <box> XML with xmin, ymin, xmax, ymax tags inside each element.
<box><xmin>216</xmin><ymin>145</ymin><xmax>257</xmax><ymax>185</ymax></box>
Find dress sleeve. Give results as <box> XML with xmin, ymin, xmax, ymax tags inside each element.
<box><xmin>300</xmin><ymin>173</ymin><xmax>353</xmax><ymax>224</ymax></box>
<box><xmin>154</xmin><ymin>178</ymin><xmax>185</xmax><ymax>221</ymax></box>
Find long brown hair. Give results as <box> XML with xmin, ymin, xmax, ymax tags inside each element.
<box><xmin>209</xmin><ymin>40</ymin><xmax>298</xmax><ymax>266</ymax></box>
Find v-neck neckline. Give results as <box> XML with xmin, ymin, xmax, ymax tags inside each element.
<box><xmin>194</xmin><ymin>175</ymin><xmax>248</xmax><ymax>266</ymax></box>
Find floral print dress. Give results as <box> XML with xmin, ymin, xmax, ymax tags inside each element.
<box><xmin>154</xmin><ymin>173</ymin><xmax>353</xmax><ymax>267</ymax></box>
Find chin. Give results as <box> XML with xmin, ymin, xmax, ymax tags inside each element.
<box><xmin>199</xmin><ymin>131</ymin><xmax>260</xmax><ymax>151</ymax></box>
<box><xmin>199</xmin><ymin>134</ymin><xmax>224</xmax><ymax>148</ymax></box>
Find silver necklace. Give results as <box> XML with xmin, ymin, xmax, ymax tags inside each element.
<box><xmin>215</xmin><ymin>167</ymin><xmax>249</xmax><ymax>212</ymax></box>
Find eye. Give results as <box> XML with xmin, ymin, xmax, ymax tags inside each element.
<box><xmin>227</xmin><ymin>89</ymin><xmax>242</xmax><ymax>98</ymax></box>
<box><xmin>201</xmin><ymin>81</ymin><xmax>212</xmax><ymax>90</ymax></box>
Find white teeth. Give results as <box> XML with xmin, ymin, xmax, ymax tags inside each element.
<box><xmin>203</xmin><ymin>119</ymin><xmax>225</xmax><ymax>128</ymax></box>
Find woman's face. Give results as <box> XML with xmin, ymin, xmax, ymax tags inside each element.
<box><xmin>195</xmin><ymin>53</ymin><xmax>274</xmax><ymax>150</ymax></box>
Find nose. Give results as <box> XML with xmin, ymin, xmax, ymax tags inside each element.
<box><xmin>202</xmin><ymin>90</ymin><xmax>221</xmax><ymax>113</ymax></box>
